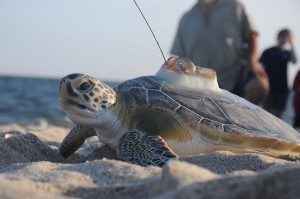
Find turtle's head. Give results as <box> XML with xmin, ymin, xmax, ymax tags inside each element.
<box><xmin>156</xmin><ymin>57</ymin><xmax>220</xmax><ymax>92</ymax></box>
<box><xmin>59</xmin><ymin>73</ymin><xmax>116</xmax><ymax>126</ymax></box>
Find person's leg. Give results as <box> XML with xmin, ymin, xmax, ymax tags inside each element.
<box><xmin>275</xmin><ymin>93</ymin><xmax>289</xmax><ymax>118</ymax></box>
<box><xmin>263</xmin><ymin>93</ymin><xmax>288</xmax><ymax>118</ymax></box>
<box><xmin>263</xmin><ymin>94</ymin><xmax>277</xmax><ymax>115</ymax></box>
<box><xmin>293</xmin><ymin>111</ymin><xmax>300</xmax><ymax>128</ymax></box>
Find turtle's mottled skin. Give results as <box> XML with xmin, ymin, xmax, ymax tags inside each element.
<box><xmin>58</xmin><ymin>57</ymin><xmax>300</xmax><ymax>167</ymax></box>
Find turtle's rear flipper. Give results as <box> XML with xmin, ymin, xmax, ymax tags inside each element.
<box><xmin>59</xmin><ymin>125</ymin><xmax>96</xmax><ymax>158</ymax></box>
<box><xmin>117</xmin><ymin>130</ymin><xmax>177</xmax><ymax>167</ymax></box>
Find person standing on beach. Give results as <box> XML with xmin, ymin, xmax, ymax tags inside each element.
<box><xmin>260</xmin><ymin>29</ymin><xmax>297</xmax><ymax>118</ymax></box>
<box><xmin>293</xmin><ymin>70</ymin><xmax>300</xmax><ymax>128</ymax></box>
<box><xmin>170</xmin><ymin>0</ymin><xmax>269</xmax><ymax>105</ymax></box>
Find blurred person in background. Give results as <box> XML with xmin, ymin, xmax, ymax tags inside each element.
<box><xmin>260</xmin><ymin>28</ymin><xmax>297</xmax><ymax>118</ymax></box>
<box><xmin>170</xmin><ymin>0</ymin><xmax>269</xmax><ymax>105</ymax></box>
<box><xmin>292</xmin><ymin>70</ymin><xmax>300</xmax><ymax>128</ymax></box>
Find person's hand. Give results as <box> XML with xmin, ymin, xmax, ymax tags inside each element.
<box><xmin>252</xmin><ymin>64</ymin><xmax>269</xmax><ymax>93</ymax></box>
<box><xmin>242</xmin><ymin>62</ymin><xmax>267</xmax><ymax>79</ymax></box>
<box><xmin>253</xmin><ymin>64</ymin><xmax>268</xmax><ymax>79</ymax></box>
<box><xmin>285</xmin><ymin>33</ymin><xmax>293</xmax><ymax>44</ymax></box>
<box><xmin>243</xmin><ymin>63</ymin><xmax>269</xmax><ymax>105</ymax></box>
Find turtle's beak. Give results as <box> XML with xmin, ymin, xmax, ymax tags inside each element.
<box><xmin>60</xmin><ymin>99</ymin><xmax>96</xmax><ymax>119</ymax></box>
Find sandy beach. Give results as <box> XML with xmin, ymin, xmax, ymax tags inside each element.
<box><xmin>1</xmin><ymin>123</ymin><xmax>300</xmax><ymax>199</ymax></box>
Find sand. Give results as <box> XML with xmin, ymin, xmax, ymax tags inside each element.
<box><xmin>1</xmin><ymin>123</ymin><xmax>300</xmax><ymax>199</ymax></box>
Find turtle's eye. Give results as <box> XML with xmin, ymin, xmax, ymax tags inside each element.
<box><xmin>79</xmin><ymin>82</ymin><xmax>91</xmax><ymax>91</ymax></box>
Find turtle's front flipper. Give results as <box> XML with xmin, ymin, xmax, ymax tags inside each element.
<box><xmin>117</xmin><ymin>130</ymin><xmax>177</xmax><ymax>167</ymax></box>
<box><xmin>59</xmin><ymin>125</ymin><xmax>96</xmax><ymax>158</ymax></box>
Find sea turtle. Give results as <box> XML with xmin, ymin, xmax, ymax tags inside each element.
<box><xmin>58</xmin><ymin>57</ymin><xmax>300</xmax><ymax>167</ymax></box>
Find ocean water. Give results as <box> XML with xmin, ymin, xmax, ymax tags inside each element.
<box><xmin>0</xmin><ymin>75</ymin><xmax>119</xmax><ymax>128</ymax></box>
<box><xmin>0</xmin><ymin>75</ymin><xmax>295</xmax><ymax>128</ymax></box>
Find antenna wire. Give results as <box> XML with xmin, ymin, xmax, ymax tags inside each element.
<box><xmin>132</xmin><ymin>0</ymin><xmax>167</xmax><ymax>65</ymax></box>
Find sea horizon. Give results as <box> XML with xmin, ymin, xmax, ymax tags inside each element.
<box><xmin>0</xmin><ymin>74</ymin><xmax>296</xmax><ymax>129</ymax></box>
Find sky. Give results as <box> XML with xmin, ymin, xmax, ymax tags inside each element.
<box><xmin>0</xmin><ymin>0</ymin><xmax>299</xmax><ymax>85</ymax></box>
